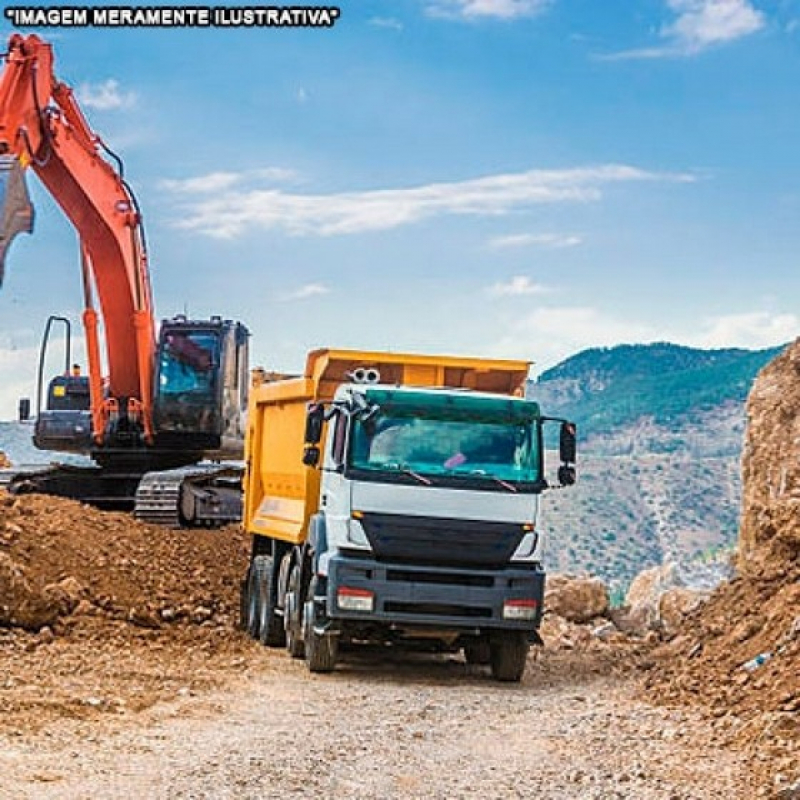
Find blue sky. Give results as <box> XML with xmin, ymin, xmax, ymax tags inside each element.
<box><xmin>0</xmin><ymin>0</ymin><xmax>798</xmax><ymax>417</ymax></box>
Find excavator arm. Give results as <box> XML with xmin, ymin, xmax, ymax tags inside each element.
<box><xmin>0</xmin><ymin>32</ymin><xmax>155</xmax><ymax>444</ymax></box>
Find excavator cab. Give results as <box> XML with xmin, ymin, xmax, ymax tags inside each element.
<box><xmin>152</xmin><ymin>316</ymin><xmax>249</xmax><ymax>459</ymax></box>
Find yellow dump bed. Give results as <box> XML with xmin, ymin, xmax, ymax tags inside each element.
<box><xmin>243</xmin><ymin>349</ymin><xmax>530</xmax><ymax>545</ymax></box>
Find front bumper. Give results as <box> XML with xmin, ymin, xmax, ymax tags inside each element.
<box><xmin>326</xmin><ymin>553</ymin><xmax>545</xmax><ymax>632</ymax></box>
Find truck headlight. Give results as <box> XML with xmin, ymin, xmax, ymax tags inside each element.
<box><xmin>511</xmin><ymin>530</ymin><xmax>539</xmax><ymax>561</ymax></box>
<box><xmin>347</xmin><ymin>517</ymin><xmax>371</xmax><ymax>549</ymax></box>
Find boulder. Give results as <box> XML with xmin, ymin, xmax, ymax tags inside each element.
<box><xmin>0</xmin><ymin>552</ymin><xmax>59</xmax><ymax>630</ymax></box>
<box><xmin>545</xmin><ymin>574</ymin><xmax>609</xmax><ymax>623</ymax></box>
<box><xmin>625</xmin><ymin>562</ymin><xmax>680</xmax><ymax>631</ymax></box>
<box><xmin>657</xmin><ymin>587</ymin><xmax>709</xmax><ymax>635</ymax></box>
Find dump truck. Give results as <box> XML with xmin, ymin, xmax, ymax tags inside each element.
<box><xmin>242</xmin><ymin>349</ymin><xmax>577</xmax><ymax>681</ymax></box>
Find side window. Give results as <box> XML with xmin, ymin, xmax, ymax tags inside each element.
<box><xmin>331</xmin><ymin>412</ymin><xmax>348</xmax><ymax>467</ymax></box>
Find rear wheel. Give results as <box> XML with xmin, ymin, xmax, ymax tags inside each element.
<box><xmin>244</xmin><ymin>561</ymin><xmax>262</xmax><ymax>640</ymax></box>
<box><xmin>303</xmin><ymin>577</ymin><xmax>338</xmax><ymax>673</ymax></box>
<box><xmin>284</xmin><ymin>562</ymin><xmax>305</xmax><ymax>659</ymax></box>
<box><xmin>256</xmin><ymin>555</ymin><xmax>285</xmax><ymax>647</ymax></box>
<box><xmin>490</xmin><ymin>631</ymin><xmax>529</xmax><ymax>682</ymax></box>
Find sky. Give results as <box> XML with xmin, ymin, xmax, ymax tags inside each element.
<box><xmin>0</xmin><ymin>0</ymin><xmax>798</xmax><ymax>418</ymax></box>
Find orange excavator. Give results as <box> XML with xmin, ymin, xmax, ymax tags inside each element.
<box><xmin>0</xmin><ymin>33</ymin><xmax>250</xmax><ymax>526</ymax></box>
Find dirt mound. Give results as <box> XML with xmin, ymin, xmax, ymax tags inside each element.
<box><xmin>0</xmin><ymin>491</ymin><xmax>249</xmax><ymax>633</ymax></box>
<box><xmin>643</xmin><ymin>341</ymin><xmax>800</xmax><ymax>792</ymax></box>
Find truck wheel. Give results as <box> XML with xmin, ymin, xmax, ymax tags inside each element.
<box><xmin>284</xmin><ymin>562</ymin><xmax>305</xmax><ymax>659</ymax></box>
<box><xmin>244</xmin><ymin>562</ymin><xmax>262</xmax><ymax>640</ymax></box>
<box><xmin>463</xmin><ymin>639</ymin><xmax>491</xmax><ymax>666</ymax></box>
<box><xmin>489</xmin><ymin>631</ymin><xmax>529</xmax><ymax>682</ymax></box>
<box><xmin>303</xmin><ymin>577</ymin><xmax>338</xmax><ymax>673</ymax></box>
<box><xmin>256</xmin><ymin>555</ymin><xmax>285</xmax><ymax>647</ymax></box>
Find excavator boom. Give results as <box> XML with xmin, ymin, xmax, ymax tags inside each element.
<box><xmin>0</xmin><ymin>33</ymin><xmax>250</xmax><ymax>527</ymax></box>
<box><xmin>0</xmin><ymin>33</ymin><xmax>155</xmax><ymax>444</ymax></box>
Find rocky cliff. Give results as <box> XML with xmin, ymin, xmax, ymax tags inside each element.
<box><xmin>739</xmin><ymin>338</ymin><xmax>800</xmax><ymax>564</ymax></box>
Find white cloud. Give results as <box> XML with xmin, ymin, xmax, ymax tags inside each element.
<box><xmin>601</xmin><ymin>0</ymin><xmax>765</xmax><ymax>59</ymax></box>
<box><xmin>488</xmin><ymin>276</ymin><xmax>550</xmax><ymax>297</ymax></box>
<box><xmin>369</xmin><ymin>16</ymin><xmax>404</xmax><ymax>31</ymax></box>
<box><xmin>160</xmin><ymin>167</ymin><xmax>297</xmax><ymax>194</ymax></box>
<box><xmin>76</xmin><ymin>79</ymin><xmax>136</xmax><ymax>110</ymax></box>
<box><xmin>426</xmin><ymin>0</ymin><xmax>551</xmax><ymax>20</ymax></box>
<box><xmin>488</xmin><ymin>232</ymin><xmax>582</xmax><ymax>249</ymax></box>
<box><xmin>689</xmin><ymin>311</ymin><xmax>799</xmax><ymax>349</ymax></box>
<box><xmin>160</xmin><ymin>172</ymin><xmax>243</xmax><ymax>194</ymax></box>
<box><xmin>489</xmin><ymin>306</ymin><xmax>657</xmax><ymax>371</ymax></box>
<box><xmin>165</xmin><ymin>164</ymin><xmax>693</xmax><ymax>239</ymax></box>
<box><xmin>665</xmin><ymin>0</ymin><xmax>764</xmax><ymax>50</ymax></box>
<box><xmin>281</xmin><ymin>283</ymin><xmax>330</xmax><ymax>301</ymax></box>
<box><xmin>297</xmin><ymin>87</ymin><xmax>309</xmax><ymax>104</ymax></box>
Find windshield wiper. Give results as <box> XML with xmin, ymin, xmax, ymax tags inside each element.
<box><xmin>400</xmin><ymin>467</ymin><xmax>433</xmax><ymax>486</ymax></box>
<box><xmin>468</xmin><ymin>469</ymin><xmax>518</xmax><ymax>493</ymax></box>
<box><xmin>383</xmin><ymin>462</ymin><xmax>433</xmax><ymax>486</ymax></box>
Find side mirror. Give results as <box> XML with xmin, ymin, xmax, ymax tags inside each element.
<box><xmin>302</xmin><ymin>445</ymin><xmax>320</xmax><ymax>467</ymax></box>
<box><xmin>18</xmin><ymin>397</ymin><xmax>30</xmax><ymax>422</ymax></box>
<box><xmin>557</xmin><ymin>465</ymin><xmax>576</xmax><ymax>486</ymax></box>
<box><xmin>305</xmin><ymin>403</ymin><xmax>325</xmax><ymax>444</ymax></box>
<box><xmin>559</xmin><ymin>421</ymin><xmax>576</xmax><ymax>465</ymax></box>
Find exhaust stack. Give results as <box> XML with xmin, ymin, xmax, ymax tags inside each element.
<box><xmin>0</xmin><ymin>155</ymin><xmax>34</xmax><ymax>286</ymax></box>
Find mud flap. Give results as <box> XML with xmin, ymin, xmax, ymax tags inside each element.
<box><xmin>0</xmin><ymin>155</ymin><xmax>34</xmax><ymax>286</ymax></box>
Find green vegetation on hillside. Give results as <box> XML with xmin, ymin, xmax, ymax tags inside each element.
<box><xmin>533</xmin><ymin>342</ymin><xmax>781</xmax><ymax>438</ymax></box>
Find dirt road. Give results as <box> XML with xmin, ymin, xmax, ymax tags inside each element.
<box><xmin>0</xmin><ymin>645</ymin><xmax>753</xmax><ymax>800</ymax></box>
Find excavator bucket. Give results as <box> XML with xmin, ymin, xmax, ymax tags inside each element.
<box><xmin>0</xmin><ymin>155</ymin><xmax>34</xmax><ymax>287</ymax></box>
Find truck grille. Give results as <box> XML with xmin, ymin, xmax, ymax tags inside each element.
<box><xmin>359</xmin><ymin>512</ymin><xmax>525</xmax><ymax>569</ymax></box>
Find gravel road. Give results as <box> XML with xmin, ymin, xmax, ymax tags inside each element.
<box><xmin>0</xmin><ymin>647</ymin><xmax>753</xmax><ymax>800</ymax></box>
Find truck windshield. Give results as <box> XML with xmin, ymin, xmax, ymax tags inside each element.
<box><xmin>349</xmin><ymin>396</ymin><xmax>541</xmax><ymax>487</ymax></box>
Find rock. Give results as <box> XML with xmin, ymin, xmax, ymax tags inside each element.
<box><xmin>658</xmin><ymin>587</ymin><xmax>709</xmax><ymax>635</ymax></box>
<box><xmin>591</xmin><ymin>622</ymin><xmax>617</xmax><ymax>641</ymax></box>
<box><xmin>545</xmin><ymin>574</ymin><xmax>609</xmax><ymax>623</ymax></box>
<box><xmin>191</xmin><ymin>605</ymin><xmax>212</xmax><ymax>623</ymax></box>
<box><xmin>72</xmin><ymin>599</ymin><xmax>94</xmax><ymax>617</ymax></box>
<box><xmin>540</xmin><ymin>614</ymin><xmax>593</xmax><ymax>650</ymax></box>
<box><xmin>0</xmin><ymin>552</ymin><xmax>59</xmax><ymax>631</ymax></box>
<box><xmin>625</xmin><ymin>562</ymin><xmax>681</xmax><ymax>631</ymax></box>
<box><xmin>36</xmin><ymin>626</ymin><xmax>55</xmax><ymax>644</ymax></box>
<box><xmin>43</xmin><ymin>576</ymin><xmax>85</xmax><ymax>616</ymax></box>
<box><xmin>127</xmin><ymin>607</ymin><xmax>161</xmax><ymax>629</ymax></box>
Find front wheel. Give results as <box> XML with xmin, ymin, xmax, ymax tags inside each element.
<box><xmin>303</xmin><ymin>577</ymin><xmax>338</xmax><ymax>673</ymax></box>
<box><xmin>463</xmin><ymin>639</ymin><xmax>491</xmax><ymax>666</ymax></box>
<box><xmin>490</xmin><ymin>631</ymin><xmax>529</xmax><ymax>682</ymax></box>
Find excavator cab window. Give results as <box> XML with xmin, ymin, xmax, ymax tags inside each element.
<box><xmin>155</xmin><ymin>329</ymin><xmax>221</xmax><ymax>434</ymax></box>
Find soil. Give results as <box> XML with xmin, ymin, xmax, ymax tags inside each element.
<box><xmin>0</xmin><ymin>492</ymin><xmax>796</xmax><ymax>798</ymax></box>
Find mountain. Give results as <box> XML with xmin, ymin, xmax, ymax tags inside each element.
<box><xmin>528</xmin><ymin>342</ymin><xmax>785</xmax><ymax>590</ymax></box>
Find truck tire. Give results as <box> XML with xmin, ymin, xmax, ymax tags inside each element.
<box><xmin>463</xmin><ymin>639</ymin><xmax>491</xmax><ymax>666</ymax></box>
<box><xmin>284</xmin><ymin>562</ymin><xmax>305</xmax><ymax>659</ymax></box>
<box><xmin>489</xmin><ymin>631</ymin><xmax>529</xmax><ymax>682</ymax></box>
<box><xmin>303</xmin><ymin>577</ymin><xmax>338</xmax><ymax>673</ymax></box>
<box><xmin>244</xmin><ymin>562</ymin><xmax>262</xmax><ymax>640</ymax></box>
<box><xmin>255</xmin><ymin>555</ymin><xmax>285</xmax><ymax>647</ymax></box>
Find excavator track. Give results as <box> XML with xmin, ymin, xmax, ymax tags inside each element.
<box><xmin>1</xmin><ymin>463</ymin><xmax>142</xmax><ymax>511</ymax></box>
<box><xmin>134</xmin><ymin>463</ymin><xmax>243</xmax><ymax>528</ymax></box>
